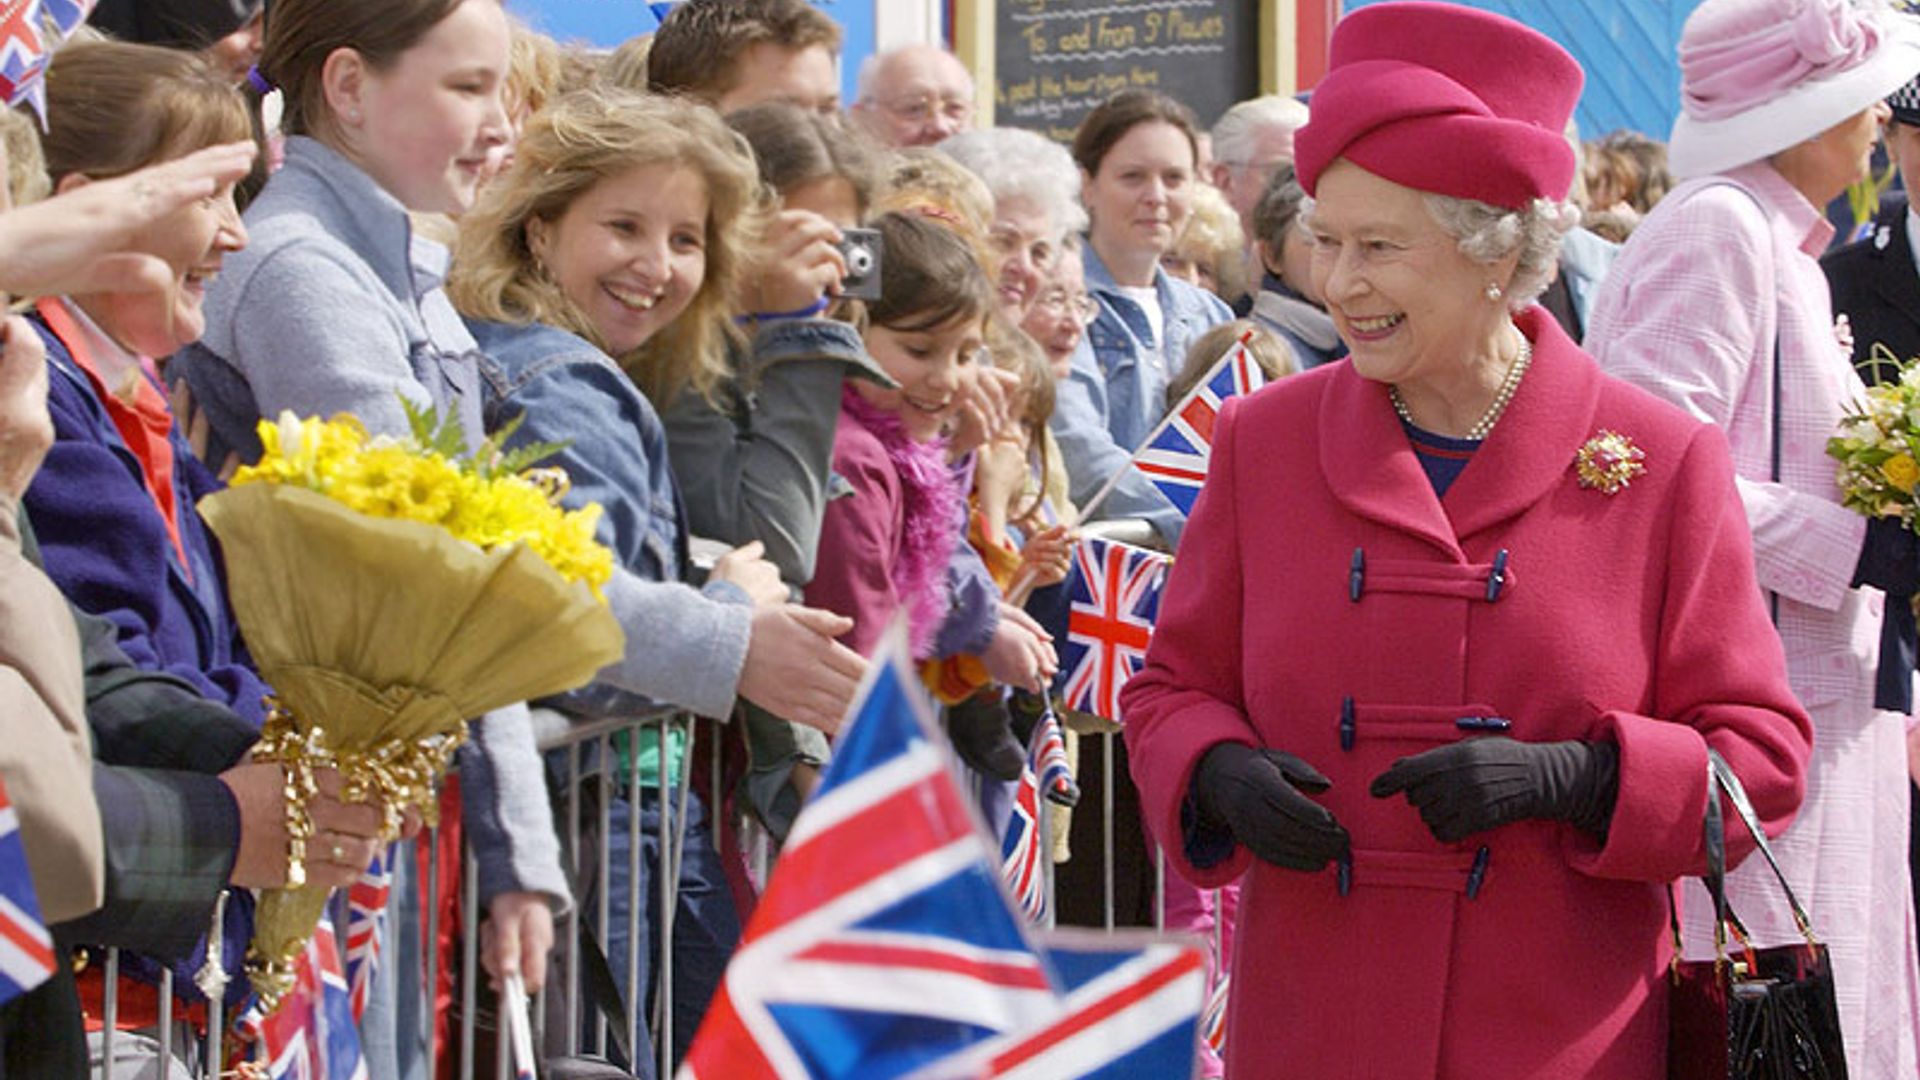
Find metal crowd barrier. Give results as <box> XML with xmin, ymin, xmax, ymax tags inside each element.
<box><xmin>86</xmin><ymin>687</ymin><xmax>1226</xmax><ymax>1077</ymax></box>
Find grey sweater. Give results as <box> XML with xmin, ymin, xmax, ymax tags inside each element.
<box><xmin>170</xmin><ymin>136</ymin><xmax>568</xmax><ymax>909</ymax></box>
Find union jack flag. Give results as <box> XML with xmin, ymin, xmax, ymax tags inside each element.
<box><xmin>681</xmin><ymin>631</ymin><xmax>1058</xmax><ymax>1078</ymax></box>
<box><xmin>0</xmin><ymin>776</ymin><xmax>54</xmax><ymax>1007</ymax></box>
<box><xmin>1032</xmin><ymin>705</ymin><xmax>1077</xmax><ymax>808</ymax></box>
<box><xmin>1061</xmin><ymin>537</ymin><xmax>1170</xmax><ymax>725</ymax></box>
<box><xmin>343</xmin><ymin>846</ymin><xmax>393</xmax><ymax>1021</ymax></box>
<box><xmin>37</xmin><ymin>0</ymin><xmax>89</xmax><ymax>34</ymax></box>
<box><xmin>681</xmin><ymin>625</ymin><xmax>1206</xmax><ymax>1079</ymax></box>
<box><xmin>0</xmin><ymin>0</ymin><xmax>48</xmax><ymax>117</ymax></box>
<box><xmin>1000</xmin><ymin>758</ymin><xmax>1046</xmax><ymax>924</ymax></box>
<box><xmin>907</xmin><ymin>934</ymin><xmax>1207</xmax><ymax>1080</ymax></box>
<box><xmin>234</xmin><ymin>915</ymin><xmax>370</xmax><ymax>1080</ymax></box>
<box><xmin>1000</xmin><ymin>705</ymin><xmax>1081</xmax><ymax>922</ymax></box>
<box><xmin>1132</xmin><ymin>337</ymin><xmax>1265</xmax><ymax>517</ymax></box>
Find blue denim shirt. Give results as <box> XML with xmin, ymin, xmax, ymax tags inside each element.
<box><xmin>473</xmin><ymin>320</ymin><xmax>682</xmax><ymax>582</ymax></box>
<box><xmin>469</xmin><ymin>319</ymin><xmax>753</xmax><ymax>730</ymax></box>
<box><xmin>1049</xmin><ymin>244</ymin><xmax>1233</xmax><ymax>545</ymax></box>
<box><xmin>1080</xmin><ymin>243</ymin><xmax>1235</xmax><ymax>449</ymax></box>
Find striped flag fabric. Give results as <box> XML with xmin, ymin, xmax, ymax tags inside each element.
<box><xmin>1000</xmin><ymin>755</ymin><xmax>1046</xmax><ymax>924</ymax></box>
<box><xmin>907</xmin><ymin>935</ymin><xmax>1207</xmax><ymax>1080</ymax></box>
<box><xmin>1031</xmin><ymin>705</ymin><xmax>1077</xmax><ymax>808</ymax></box>
<box><xmin>680</xmin><ymin>628</ymin><xmax>1059</xmax><ymax>1079</ymax></box>
<box><xmin>0</xmin><ymin>0</ymin><xmax>98</xmax><ymax>120</ymax></box>
<box><xmin>37</xmin><ymin>0</ymin><xmax>91</xmax><ymax>33</ymax></box>
<box><xmin>1131</xmin><ymin>337</ymin><xmax>1265</xmax><ymax>517</ymax></box>
<box><xmin>1060</xmin><ymin>537</ymin><xmax>1170</xmax><ymax>725</ymax></box>
<box><xmin>235</xmin><ymin>914</ymin><xmax>370</xmax><ymax>1080</ymax></box>
<box><xmin>681</xmin><ymin>624</ymin><xmax>1208</xmax><ymax>1079</ymax></box>
<box><xmin>0</xmin><ymin>0</ymin><xmax>50</xmax><ymax>118</ymax></box>
<box><xmin>343</xmin><ymin>846</ymin><xmax>393</xmax><ymax>1021</ymax></box>
<box><xmin>0</xmin><ymin>776</ymin><xmax>54</xmax><ymax>1006</ymax></box>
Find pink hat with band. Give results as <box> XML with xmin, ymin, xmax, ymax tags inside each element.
<box><xmin>1293</xmin><ymin>1</ymin><xmax>1583</xmax><ymax>210</ymax></box>
<box><xmin>1669</xmin><ymin>0</ymin><xmax>1920</xmax><ymax>179</ymax></box>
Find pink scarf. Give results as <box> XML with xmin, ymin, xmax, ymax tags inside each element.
<box><xmin>840</xmin><ymin>385</ymin><xmax>963</xmax><ymax>658</ymax></box>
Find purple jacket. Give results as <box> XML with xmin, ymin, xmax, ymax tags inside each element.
<box><xmin>22</xmin><ymin>310</ymin><xmax>270</xmax><ymax>731</ymax></box>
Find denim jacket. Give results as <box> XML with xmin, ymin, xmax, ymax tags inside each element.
<box><xmin>1050</xmin><ymin>245</ymin><xmax>1232</xmax><ymax>545</ymax></box>
<box><xmin>470</xmin><ymin>319</ymin><xmax>752</xmax><ymax>726</ymax></box>
<box><xmin>1081</xmin><ymin>243</ymin><xmax>1235</xmax><ymax>449</ymax></box>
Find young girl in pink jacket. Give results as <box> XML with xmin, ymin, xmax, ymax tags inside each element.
<box><xmin>804</xmin><ymin>212</ymin><xmax>990</xmax><ymax>660</ymax></box>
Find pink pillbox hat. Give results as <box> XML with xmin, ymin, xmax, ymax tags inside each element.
<box><xmin>1669</xmin><ymin>0</ymin><xmax>1920</xmax><ymax>179</ymax></box>
<box><xmin>1293</xmin><ymin>1</ymin><xmax>1583</xmax><ymax>210</ymax></box>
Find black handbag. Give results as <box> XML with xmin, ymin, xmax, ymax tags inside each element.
<box><xmin>1667</xmin><ymin>750</ymin><xmax>1847</xmax><ymax>1080</ymax></box>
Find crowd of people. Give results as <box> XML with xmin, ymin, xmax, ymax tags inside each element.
<box><xmin>2</xmin><ymin>0</ymin><xmax>1920</xmax><ymax>1077</ymax></box>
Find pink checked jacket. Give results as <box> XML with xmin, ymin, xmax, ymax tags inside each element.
<box><xmin>1587</xmin><ymin>160</ymin><xmax>1919</xmax><ymax>1079</ymax></box>
<box><xmin>1122</xmin><ymin>308</ymin><xmax>1810</xmax><ymax>1079</ymax></box>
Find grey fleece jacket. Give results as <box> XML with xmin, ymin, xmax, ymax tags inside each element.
<box><xmin>169</xmin><ymin>136</ymin><xmax>568</xmax><ymax>910</ymax></box>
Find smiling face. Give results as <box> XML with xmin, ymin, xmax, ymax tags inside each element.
<box><xmin>988</xmin><ymin>194</ymin><xmax>1056</xmax><ymax>320</ymax></box>
<box><xmin>527</xmin><ymin>162</ymin><xmax>709</xmax><ymax>357</ymax></box>
<box><xmin>1082</xmin><ymin>120</ymin><xmax>1197</xmax><ymax>267</ymax></box>
<box><xmin>82</xmin><ymin>175</ymin><xmax>248</xmax><ymax>357</ymax></box>
<box><xmin>1305</xmin><ymin>159</ymin><xmax>1513</xmax><ymax>398</ymax></box>
<box><xmin>342</xmin><ymin>0</ymin><xmax>511</xmax><ymax>214</ymax></box>
<box><xmin>1022</xmin><ymin>253</ymin><xmax>1089</xmax><ymax>377</ymax></box>
<box><xmin>856</xmin><ymin>311</ymin><xmax>984</xmax><ymax>441</ymax></box>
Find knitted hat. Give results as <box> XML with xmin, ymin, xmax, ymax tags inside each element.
<box><xmin>1293</xmin><ymin>1</ymin><xmax>1583</xmax><ymax>210</ymax></box>
<box><xmin>1669</xmin><ymin>0</ymin><xmax>1920</xmax><ymax>178</ymax></box>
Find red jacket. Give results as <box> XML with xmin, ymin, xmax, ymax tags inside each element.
<box><xmin>1121</xmin><ymin>308</ymin><xmax>1811</xmax><ymax>1079</ymax></box>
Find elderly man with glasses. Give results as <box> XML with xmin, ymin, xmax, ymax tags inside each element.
<box><xmin>852</xmin><ymin>44</ymin><xmax>977</xmax><ymax>148</ymax></box>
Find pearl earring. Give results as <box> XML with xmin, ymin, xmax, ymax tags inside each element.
<box><xmin>1485</xmin><ymin>282</ymin><xmax>1504</xmax><ymax>302</ymax></box>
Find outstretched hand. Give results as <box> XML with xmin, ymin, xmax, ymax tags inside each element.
<box><xmin>0</xmin><ymin>141</ymin><xmax>257</xmax><ymax>302</ymax></box>
<box><xmin>738</xmin><ymin>604</ymin><xmax>866</xmax><ymax>734</ymax></box>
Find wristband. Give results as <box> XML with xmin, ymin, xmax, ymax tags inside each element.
<box><xmin>736</xmin><ymin>297</ymin><xmax>831</xmax><ymax>325</ymax></box>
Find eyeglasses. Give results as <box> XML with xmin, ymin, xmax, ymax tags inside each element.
<box><xmin>881</xmin><ymin>94</ymin><xmax>973</xmax><ymax>127</ymax></box>
<box><xmin>1035</xmin><ymin>288</ymin><xmax>1098</xmax><ymax>325</ymax></box>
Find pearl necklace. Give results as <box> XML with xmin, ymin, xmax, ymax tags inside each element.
<box><xmin>1389</xmin><ymin>332</ymin><xmax>1533</xmax><ymax>440</ymax></box>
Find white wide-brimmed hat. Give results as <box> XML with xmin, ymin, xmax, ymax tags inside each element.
<box><xmin>1669</xmin><ymin>0</ymin><xmax>1920</xmax><ymax>180</ymax></box>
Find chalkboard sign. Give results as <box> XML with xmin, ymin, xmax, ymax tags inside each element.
<box><xmin>991</xmin><ymin>0</ymin><xmax>1264</xmax><ymax>143</ymax></box>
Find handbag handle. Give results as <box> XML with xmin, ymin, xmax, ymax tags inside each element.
<box><xmin>1668</xmin><ymin>750</ymin><xmax>1820</xmax><ymax>975</ymax></box>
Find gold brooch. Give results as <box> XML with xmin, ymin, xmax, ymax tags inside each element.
<box><xmin>1574</xmin><ymin>430</ymin><xmax>1646</xmax><ymax>494</ymax></box>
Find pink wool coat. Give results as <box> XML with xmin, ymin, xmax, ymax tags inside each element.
<box><xmin>1121</xmin><ymin>308</ymin><xmax>1812</xmax><ymax>1079</ymax></box>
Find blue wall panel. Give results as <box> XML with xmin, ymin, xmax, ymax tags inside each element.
<box><xmin>1344</xmin><ymin>0</ymin><xmax>1692</xmax><ymax>140</ymax></box>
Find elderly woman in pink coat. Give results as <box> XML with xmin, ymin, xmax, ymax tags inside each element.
<box><xmin>1585</xmin><ymin>1</ymin><xmax>1920</xmax><ymax>1075</ymax></box>
<box><xmin>1120</xmin><ymin>5</ymin><xmax>1813</xmax><ymax>1078</ymax></box>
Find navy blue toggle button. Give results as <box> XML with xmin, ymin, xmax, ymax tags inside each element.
<box><xmin>1455</xmin><ymin>716</ymin><xmax>1513</xmax><ymax>733</ymax></box>
<box><xmin>1466</xmin><ymin>845</ymin><xmax>1491</xmax><ymax>899</ymax></box>
<box><xmin>1348</xmin><ymin>547</ymin><xmax>1365</xmax><ymax>602</ymax></box>
<box><xmin>1485</xmin><ymin>549</ymin><xmax>1511</xmax><ymax>602</ymax></box>
<box><xmin>1339</xmin><ymin>696</ymin><xmax>1357</xmax><ymax>751</ymax></box>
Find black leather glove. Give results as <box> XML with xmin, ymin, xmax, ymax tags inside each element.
<box><xmin>1192</xmin><ymin>743</ymin><xmax>1351</xmax><ymax>871</ymax></box>
<box><xmin>945</xmin><ymin>693</ymin><xmax>1025</xmax><ymax>782</ymax></box>
<box><xmin>1853</xmin><ymin>516</ymin><xmax>1920</xmax><ymax>598</ymax></box>
<box><xmin>1369</xmin><ymin>737</ymin><xmax>1619</xmax><ymax>843</ymax></box>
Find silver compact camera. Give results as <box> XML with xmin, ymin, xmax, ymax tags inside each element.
<box><xmin>836</xmin><ymin>227</ymin><xmax>883</xmax><ymax>302</ymax></box>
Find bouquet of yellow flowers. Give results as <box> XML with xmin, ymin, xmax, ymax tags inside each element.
<box><xmin>198</xmin><ymin>403</ymin><xmax>623</xmax><ymax>1009</ymax></box>
<box><xmin>1829</xmin><ymin>343</ymin><xmax>1920</xmax><ymax>523</ymax></box>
